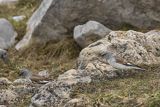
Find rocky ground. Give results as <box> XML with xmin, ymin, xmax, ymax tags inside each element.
<box><xmin>0</xmin><ymin>0</ymin><xmax>160</xmax><ymax>107</ymax></box>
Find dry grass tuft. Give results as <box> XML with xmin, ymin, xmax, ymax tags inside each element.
<box><xmin>0</xmin><ymin>37</ymin><xmax>81</xmax><ymax>80</ymax></box>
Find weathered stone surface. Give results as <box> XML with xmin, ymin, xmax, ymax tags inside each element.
<box><xmin>15</xmin><ymin>0</ymin><xmax>53</xmax><ymax>50</ymax></box>
<box><xmin>74</xmin><ymin>21</ymin><xmax>111</xmax><ymax>48</ymax></box>
<box><xmin>9</xmin><ymin>85</ymin><xmax>36</xmax><ymax>96</ymax></box>
<box><xmin>144</xmin><ymin>30</ymin><xmax>160</xmax><ymax>57</ymax></box>
<box><xmin>0</xmin><ymin>90</ymin><xmax>18</xmax><ymax>105</ymax></box>
<box><xmin>0</xmin><ymin>18</ymin><xmax>17</xmax><ymax>49</ymax></box>
<box><xmin>0</xmin><ymin>0</ymin><xmax>18</xmax><ymax>5</ymax></box>
<box><xmin>13</xmin><ymin>78</ymin><xmax>32</xmax><ymax>85</ymax></box>
<box><xmin>77</xmin><ymin>30</ymin><xmax>160</xmax><ymax>78</ymax></box>
<box><xmin>0</xmin><ymin>78</ymin><xmax>12</xmax><ymax>85</ymax></box>
<box><xmin>30</xmin><ymin>81</ymin><xmax>72</xmax><ymax>107</ymax></box>
<box><xmin>58</xmin><ymin>69</ymin><xmax>91</xmax><ymax>85</ymax></box>
<box><xmin>16</xmin><ymin>0</ymin><xmax>160</xmax><ymax>50</ymax></box>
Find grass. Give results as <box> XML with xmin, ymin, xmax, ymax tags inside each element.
<box><xmin>0</xmin><ymin>37</ymin><xmax>81</xmax><ymax>80</ymax></box>
<box><xmin>71</xmin><ymin>65</ymin><xmax>160</xmax><ymax>107</ymax></box>
<box><xmin>0</xmin><ymin>0</ymin><xmax>41</xmax><ymax>41</ymax></box>
<box><xmin>0</xmin><ymin>1</ymin><xmax>160</xmax><ymax>107</ymax></box>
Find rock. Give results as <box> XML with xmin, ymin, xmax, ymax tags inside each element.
<box><xmin>0</xmin><ymin>18</ymin><xmax>17</xmax><ymax>49</ymax></box>
<box><xmin>74</xmin><ymin>21</ymin><xmax>111</xmax><ymax>48</ymax></box>
<box><xmin>145</xmin><ymin>30</ymin><xmax>160</xmax><ymax>57</ymax></box>
<box><xmin>15</xmin><ymin>0</ymin><xmax>53</xmax><ymax>50</ymax></box>
<box><xmin>58</xmin><ymin>69</ymin><xmax>91</xmax><ymax>85</ymax></box>
<box><xmin>0</xmin><ymin>0</ymin><xmax>18</xmax><ymax>5</ymax></box>
<box><xmin>16</xmin><ymin>0</ymin><xmax>160</xmax><ymax>50</ymax></box>
<box><xmin>30</xmin><ymin>69</ymin><xmax>91</xmax><ymax>107</ymax></box>
<box><xmin>0</xmin><ymin>78</ymin><xmax>12</xmax><ymax>85</ymax></box>
<box><xmin>38</xmin><ymin>70</ymin><xmax>49</xmax><ymax>78</ymax></box>
<box><xmin>30</xmin><ymin>81</ymin><xmax>72</xmax><ymax>107</ymax></box>
<box><xmin>0</xmin><ymin>105</ymin><xmax>7</xmax><ymax>107</ymax></box>
<box><xmin>0</xmin><ymin>90</ymin><xmax>18</xmax><ymax>105</ymax></box>
<box><xmin>77</xmin><ymin>30</ymin><xmax>160</xmax><ymax>78</ymax></box>
<box><xmin>9</xmin><ymin>85</ymin><xmax>36</xmax><ymax>96</ymax></box>
<box><xmin>12</xmin><ymin>15</ymin><xmax>26</xmax><ymax>22</ymax></box>
<box><xmin>13</xmin><ymin>78</ymin><xmax>32</xmax><ymax>85</ymax></box>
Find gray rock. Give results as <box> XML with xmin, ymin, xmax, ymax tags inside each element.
<box><xmin>145</xmin><ymin>30</ymin><xmax>160</xmax><ymax>57</ymax></box>
<box><xmin>16</xmin><ymin>0</ymin><xmax>160</xmax><ymax>50</ymax></box>
<box><xmin>30</xmin><ymin>81</ymin><xmax>72</xmax><ymax>107</ymax></box>
<box><xmin>30</xmin><ymin>69</ymin><xmax>91</xmax><ymax>107</ymax></box>
<box><xmin>0</xmin><ymin>90</ymin><xmax>18</xmax><ymax>105</ymax></box>
<box><xmin>58</xmin><ymin>69</ymin><xmax>91</xmax><ymax>85</ymax></box>
<box><xmin>13</xmin><ymin>78</ymin><xmax>32</xmax><ymax>85</ymax></box>
<box><xmin>0</xmin><ymin>0</ymin><xmax>18</xmax><ymax>5</ymax></box>
<box><xmin>77</xmin><ymin>30</ymin><xmax>160</xmax><ymax>78</ymax></box>
<box><xmin>74</xmin><ymin>21</ymin><xmax>111</xmax><ymax>48</ymax></box>
<box><xmin>9</xmin><ymin>85</ymin><xmax>36</xmax><ymax>96</ymax></box>
<box><xmin>0</xmin><ymin>78</ymin><xmax>12</xmax><ymax>85</ymax></box>
<box><xmin>0</xmin><ymin>18</ymin><xmax>17</xmax><ymax>49</ymax></box>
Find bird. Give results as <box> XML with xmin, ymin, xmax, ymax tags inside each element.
<box><xmin>19</xmin><ymin>68</ymin><xmax>52</xmax><ymax>84</ymax></box>
<box><xmin>0</xmin><ymin>48</ymin><xmax>9</xmax><ymax>64</ymax></box>
<box><xmin>101</xmin><ymin>52</ymin><xmax>145</xmax><ymax>71</ymax></box>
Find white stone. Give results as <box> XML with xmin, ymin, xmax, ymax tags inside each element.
<box><xmin>12</xmin><ymin>15</ymin><xmax>26</xmax><ymax>22</ymax></box>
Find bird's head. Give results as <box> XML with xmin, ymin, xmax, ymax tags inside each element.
<box><xmin>19</xmin><ymin>68</ymin><xmax>32</xmax><ymax>79</ymax></box>
<box><xmin>101</xmin><ymin>51</ymin><xmax>114</xmax><ymax>60</ymax></box>
<box><xmin>0</xmin><ymin>49</ymin><xmax>9</xmax><ymax>64</ymax></box>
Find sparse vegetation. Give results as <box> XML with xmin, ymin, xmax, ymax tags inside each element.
<box><xmin>0</xmin><ymin>0</ymin><xmax>160</xmax><ymax>107</ymax></box>
<box><xmin>72</xmin><ymin>65</ymin><xmax>160</xmax><ymax>107</ymax></box>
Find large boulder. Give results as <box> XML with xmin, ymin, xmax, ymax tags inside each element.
<box><xmin>74</xmin><ymin>21</ymin><xmax>111</xmax><ymax>48</ymax></box>
<box><xmin>77</xmin><ymin>30</ymin><xmax>160</xmax><ymax>78</ymax></box>
<box><xmin>16</xmin><ymin>0</ymin><xmax>160</xmax><ymax>50</ymax></box>
<box><xmin>0</xmin><ymin>18</ymin><xmax>17</xmax><ymax>49</ymax></box>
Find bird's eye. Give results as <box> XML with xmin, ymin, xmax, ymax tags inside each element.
<box><xmin>2</xmin><ymin>53</ymin><xmax>7</xmax><ymax>57</ymax></box>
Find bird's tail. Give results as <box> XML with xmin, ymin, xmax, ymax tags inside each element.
<box><xmin>135</xmin><ymin>66</ymin><xmax>146</xmax><ymax>71</ymax></box>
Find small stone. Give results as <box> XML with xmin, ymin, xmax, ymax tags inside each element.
<box><xmin>13</xmin><ymin>78</ymin><xmax>32</xmax><ymax>85</ymax></box>
<box><xmin>38</xmin><ymin>70</ymin><xmax>49</xmax><ymax>78</ymax></box>
<box><xmin>58</xmin><ymin>69</ymin><xmax>91</xmax><ymax>85</ymax></box>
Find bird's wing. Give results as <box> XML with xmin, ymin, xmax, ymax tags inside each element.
<box><xmin>115</xmin><ymin>56</ymin><xmax>144</xmax><ymax>69</ymax></box>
